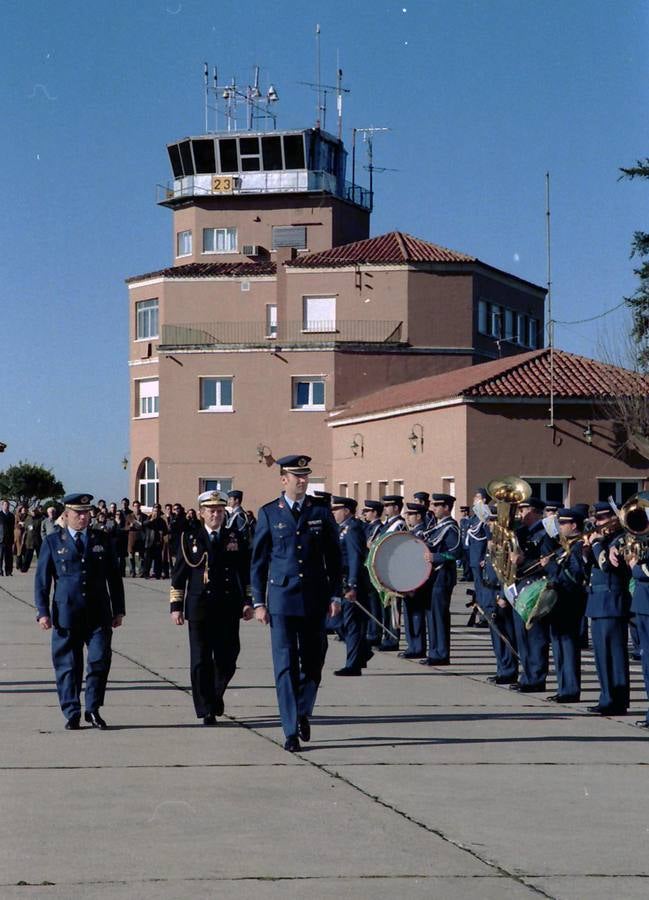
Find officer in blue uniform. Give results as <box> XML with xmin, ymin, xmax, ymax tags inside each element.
<box><xmin>170</xmin><ymin>490</ymin><xmax>253</xmax><ymax>725</ymax></box>
<box><xmin>466</xmin><ymin>489</ymin><xmax>491</xmax><ymax>603</ymax></box>
<box><xmin>413</xmin><ymin>491</ymin><xmax>432</xmax><ymax>528</ymax></box>
<box><xmin>628</xmin><ymin>540</ymin><xmax>649</xmax><ymax>727</ymax></box>
<box><xmin>458</xmin><ymin>506</ymin><xmax>472</xmax><ymax>580</ymax></box>
<box><xmin>250</xmin><ymin>455</ymin><xmax>342</xmax><ymax>751</ymax></box>
<box><xmin>543</xmin><ymin>508</ymin><xmax>588</xmax><ymax>703</ymax></box>
<box><xmin>420</xmin><ymin>493</ymin><xmax>461</xmax><ymax>666</ymax></box>
<box><xmin>377</xmin><ymin>494</ymin><xmax>407</xmax><ymax>651</ymax></box>
<box><xmin>583</xmin><ymin>501</ymin><xmax>631</xmax><ymax>715</ymax></box>
<box><xmin>509</xmin><ymin>497</ymin><xmax>557</xmax><ymax>693</ymax></box>
<box><xmin>331</xmin><ymin>496</ymin><xmax>370</xmax><ymax>675</ymax></box>
<box><xmin>399</xmin><ymin>502</ymin><xmax>430</xmax><ymax>659</ymax></box>
<box><xmin>362</xmin><ymin>500</ymin><xmax>384</xmax><ymax>646</ymax></box>
<box><xmin>34</xmin><ymin>493</ymin><xmax>125</xmax><ymax>730</ymax></box>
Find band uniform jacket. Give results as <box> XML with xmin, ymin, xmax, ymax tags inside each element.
<box><xmin>364</xmin><ymin>519</ymin><xmax>383</xmax><ymax>547</ymax></box>
<box><xmin>515</xmin><ymin>520</ymin><xmax>557</xmax><ymax>592</ymax></box>
<box><xmin>170</xmin><ymin>525</ymin><xmax>250</xmax><ymax>621</ymax></box>
<box><xmin>250</xmin><ymin>495</ymin><xmax>342</xmax><ymax>616</ymax></box>
<box><xmin>379</xmin><ymin>515</ymin><xmax>407</xmax><ymax>537</ymax></box>
<box><xmin>423</xmin><ymin>516</ymin><xmax>462</xmax><ymax>592</ymax></box>
<box><xmin>34</xmin><ymin>528</ymin><xmax>125</xmax><ymax>629</ymax></box>
<box><xmin>544</xmin><ymin>539</ymin><xmax>588</xmax><ymax>627</ymax></box>
<box><xmin>339</xmin><ymin>517</ymin><xmax>368</xmax><ymax>592</ymax></box>
<box><xmin>466</xmin><ymin>516</ymin><xmax>490</xmax><ymax>569</ymax></box>
<box><xmin>585</xmin><ymin>529</ymin><xmax>631</xmax><ymax>619</ymax></box>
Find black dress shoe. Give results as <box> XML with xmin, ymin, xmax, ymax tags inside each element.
<box><xmin>634</xmin><ymin>720</ymin><xmax>649</xmax><ymax>729</ymax></box>
<box><xmin>399</xmin><ymin>651</ymin><xmax>426</xmax><ymax>659</ymax></box>
<box><xmin>65</xmin><ymin>714</ymin><xmax>81</xmax><ymax>730</ymax></box>
<box><xmin>487</xmin><ymin>675</ymin><xmax>518</xmax><ymax>685</ymax></box>
<box><xmin>84</xmin><ymin>711</ymin><xmax>108</xmax><ymax>729</ymax></box>
<box><xmin>361</xmin><ymin>650</ymin><xmax>374</xmax><ymax>668</ymax></box>
<box><xmin>546</xmin><ymin>694</ymin><xmax>580</xmax><ymax>703</ymax></box>
<box><xmin>377</xmin><ymin>642</ymin><xmax>399</xmax><ymax>652</ymax></box>
<box><xmin>203</xmin><ymin>714</ymin><xmax>217</xmax><ymax>726</ymax></box>
<box><xmin>298</xmin><ymin>715</ymin><xmax>311</xmax><ymax>742</ymax></box>
<box><xmin>284</xmin><ymin>735</ymin><xmax>301</xmax><ymax>752</ymax></box>
<box><xmin>587</xmin><ymin>705</ymin><xmax>627</xmax><ymax>715</ymax></box>
<box><xmin>334</xmin><ymin>666</ymin><xmax>362</xmax><ymax>676</ymax></box>
<box><xmin>419</xmin><ymin>657</ymin><xmax>449</xmax><ymax>666</ymax></box>
<box><xmin>517</xmin><ymin>683</ymin><xmax>546</xmax><ymax>693</ymax></box>
<box><xmin>508</xmin><ymin>682</ymin><xmax>521</xmax><ymax>690</ymax></box>
<box><xmin>214</xmin><ymin>695</ymin><xmax>225</xmax><ymax>717</ymax></box>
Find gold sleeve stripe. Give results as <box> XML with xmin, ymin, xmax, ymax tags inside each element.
<box><xmin>170</xmin><ymin>588</ymin><xmax>184</xmax><ymax>604</ymax></box>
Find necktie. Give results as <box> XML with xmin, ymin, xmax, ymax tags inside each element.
<box><xmin>75</xmin><ymin>532</ymin><xmax>84</xmax><ymax>556</ymax></box>
<box><xmin>291</xmin><ymin>504</ymin><xmax>301</xmax><ymax>522</ymax></box>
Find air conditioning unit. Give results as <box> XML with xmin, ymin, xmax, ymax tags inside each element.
<box><xmin>242</xmin><ymin>244</ymin><xmax>260</xmax><ymax>256</ymax></box>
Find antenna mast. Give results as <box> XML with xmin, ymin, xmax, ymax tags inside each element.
<box><xmin>351</xmin><ymin>126</ymin><xmax>389</xmax><ymax>212</ymax></box>
<box><xmin>202</xmin><ymin>64</ymin><xmax>279</xmax><ymax>133</ymax></box>
<box><xmin>546</xmin><ymin>171</ymin><xmax>555</xmax><ymax>429</ymax></box>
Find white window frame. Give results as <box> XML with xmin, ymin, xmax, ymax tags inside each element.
<box><xmin>302</xmin><ymin>296</ymin><xmax>336</xmax><ymax>333</ymax></box>
<box><xmin>202</xmin><ymin>226</ymin><xmax>237</xmax><ymax>254</ymax></box>
<box><xmin>292</xmin><ymin>376</ymin><xmax>326</xmax><ymax>411</ymax></box>
<box><xmin>176</xmin><ymin>229</ymin><xmax>192</xmax><ymax>257</ymax></box>
<box><xmin>199</xmin><ymin>376</ymin><xmax>234</xmax><ymax>412</ymax></box>
<box><xmin>138</xmin><ymin>457</ymin><xmax>159</xmax><ymax>509</ymax></box>
<box><xmin>528</xmin><ymin>317</ymin><xmax>539</xmax><ymax>349</ymax></box>
<box><xmin>338</xmin><ymin>483</ymin><xmax>349</xmax><ymax>497</ymax></box>
<box><xmin>135</xmin><ymin>378</ymin><xmax>159</xmax><ymax>419</ymax></box>
<box><xmin>135</xmin><ymin>299</ymin><xmax>159</xmax><ymax>341</ymax></box>
<box><xmin>522</xmin><ymin>477</ymin><xmax>569</xmax><ymax>506</ymax></box>
<box><xmin>490</xmin><ymin>305</ymin><xmax>502</xmax><ymax>338</ymax></box>
<box><xmin>199</xmin><ymin>477</ymin><xmax>233</xmax><ymax>494</ymax></box>
<box><xmin>266</xmin><ymin>304</ymin><xmax>278</xmax><ymax>338</ymax></box>
<box><xmin>597</xmin><ymin>478</ymin><xmax>642</xmax><ymax>506</ymax></box>
<box><xmin>306</xmin><ymin>479</ymin><xmax>326</xmax><ymax>496</ymax></box>
<box><xmin>517</xmin><ymin>312</ymin><xmax>527</xmax><ymax>346</ymax></box>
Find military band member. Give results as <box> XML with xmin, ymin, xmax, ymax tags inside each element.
<box><xmin>458</xmin><ymin>506</ymin><xmax>472</xmax><ymax>580</ymax></box>
<box><xmin>420</xmin><ymin>493</ymin><xmax>461</xmax><ymax>666</ymax></box>
<box><xmin>509</xmin><ymin>497</ymin><xmax>557</xmax><ymax>693</ymax></box>
<box><xmin>413</xmin><ymin>491</ymin><xmax>432</xmax><ymax>528</ymax></box>
<box><xmin>466</xmin><ymin>489</ymin><xmax>491</xmax><ymax>602</ymax></box>
<box><xmin>226</xmin><ymin>490</ymin><xmax>249</xmax><ymax>539</ymax></box>
<box><xmin>542</xmin><ymin>508</ymin><xmax>588</xmax><ymax>703</ymax></box>
<box><xmin>377</xmin><ymin>495</ymin><xmax>407</xmax><ymax>651</ymax></box>
<box><xmin>250</xmin><ymin>455</ymin><xmax>342</xmax><ymax>752</ymax></box>
<box><xmin>481</xmin><ymin>547</ymin><xmax>519</xmax><ymax>684</ymax></box>
<box><xmin>362</xmin><ymin>500</ymin><xmax>384</xmax><ymax>647</ymax></box>
<box><xmin>582</xmin><ymin>501</ymin><xmax>631</xmax><ymax>715</ymax></box>
<box><xmin>628</xmin><ymin>545</ymin><xmax>649</xmax><ymax>727</ymax></box>
<box><xmin>331</xmin><ymin>496</ymin><xmax>371</xmax><ymax>675</ymax></box>
<box><xmin>400</xmin><ymin>503</ymin><xmax>430</xmax><ymax>659</ymax></box>
<box><xmin>170</xmin><ymin>491</ymin><xmax>253</xmax><ymax>725</ymax></box>
<box><xmin>34</xmin><ymin>493</ymin><xmax>125</xmax><ymax>730</ymax></box>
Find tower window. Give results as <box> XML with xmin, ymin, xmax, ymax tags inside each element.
<box><xmin>203</xmin><ymin>227</ymin><xmax>237</xmax><ymax>253</ymax></box>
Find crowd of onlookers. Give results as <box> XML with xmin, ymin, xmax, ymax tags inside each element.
<box><xmin>0</xmin><ymin>497</ymin><xmax>257</xmax><ymax>579</ymax></box>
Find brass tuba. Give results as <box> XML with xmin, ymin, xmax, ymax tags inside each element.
<box><xmin>486</xmin><ymin>476</ymin><xmax>532</xmax><ymax>586</ymax></box>
<box><xmin>619</xmin><ymin>491</ymin><xmax>649</xmax><ymax>562</ymax></box>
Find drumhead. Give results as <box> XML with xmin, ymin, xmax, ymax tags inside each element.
<box><xmin>370</xmin><ymin>532</ymin><xmax>432</xmax><ymax>593</ymax></box>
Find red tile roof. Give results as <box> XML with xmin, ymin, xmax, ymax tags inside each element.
<box><xmin>126</xmin><ymin>261</ymin><xmax>276</xmax><ymax>283</ymax></box>
<box><xmin>287</xmin><ymin>231</ymin><xmax>476</xmax><ymax>267</ymax></box>
<box><xmin>330</xmin><ymin>349</ymin><xmax>649</xmax><ymax>421</ymax></box>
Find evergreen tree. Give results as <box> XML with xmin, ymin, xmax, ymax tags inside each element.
<box><xmin>621</xmin><ymin>159</ymin><xmax>649</xmax><ymax>369</ymax></box>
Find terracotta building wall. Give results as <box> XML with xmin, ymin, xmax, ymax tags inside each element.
<box><xmin>472</xmin><ymin>271</ymin><xmax>546</xmax><ymax>359</ymax></box>
<box><xmin>407</xmin><ymin>271</ymin><xmax>474</xmax><ymax>349</ymax></box>
<box><xmin>330</xmin><ymin>406</ymin><xmax>468</xmax><ymax>505</ymax></box>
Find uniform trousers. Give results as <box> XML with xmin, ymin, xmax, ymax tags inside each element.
<box><xmin>342</xmin><ymin>594</ymin><xmax>368</xmax><ymax>669</ymax></box>
<box><xmin>0</xmin><ymin>543</ymin><xmax>12</xmax><ymax>574</ymax></box>
<box><xmin>365</xmin><ymin>587</ymin><xmax>382</xmax><ymax>644</ymax></box>
<box><xmin>269</xmin><ymin>612</ymin><xmax>325</xmax><ymax>738</ymax></box>
<box><xmin>380</xmin><ymin>599</ymin><xmax>400</xmax><ymax>648</ymax></box>
<box><xmin>426</xmin><ymin>577</ymin><xmax>453</xmax><ymax>661</ymax></box>
<box><xmin>512</xmin><ymin>611</ymin><xmax>550</xmax><ymax>687</ymax></box>
<box><xmin>51</xmin><ymin>623</ymin><xmax>112</xmax><ymax>720</ymax></box>
<box><xmin>634</xmin><ymin>614</ymin><xmax>649</xmax><ymax>724</ymax></box>
<box><xmin>188</xmin><ymin>613</ymin><xmax>240</xmax><ymax>718</ymax></box>
<box><xmin>590</xmin><ymin>617</ymin><xmax>630</xmax><ymax>711</ymax></box>
<box><xmin>481</xmin><ymin>591</ymin><xmax>518</xmax><ymax>679</ymax></box>
<box><xmin>403</xmin><ymin>590</ymin><xmax>428</xmax><ymax>656</ymax></box>
<box><xmin>549</xmin><ymin>604</ymin><xmax>583</xmax><ymax>698</ymax></box>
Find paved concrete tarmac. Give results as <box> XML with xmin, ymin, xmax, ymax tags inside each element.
<box><xmin>1</xmin><ymin>572</ymin><xmax>648</xmax><ymax>899</ymax></box>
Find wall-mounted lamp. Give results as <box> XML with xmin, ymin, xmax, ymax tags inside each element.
<box><xmin>583</xmin><ymin>423</ymin><xmax>593</xmax><ymax>445</ymax></box>
<box><xmin>408</xmin><ymin>423</ymin><xmax>424</xmax><ymax>454</ymax></box>
<box><xmin>256</xmin><ymin>444</ymin><xmax>275</xmax><ymax>467</ymax></box>
<box><xmin>121</xmin><ymin>456</ymin><xmax>129</xmax><ymax>470</ymax></box>
<box><xmin>350</xmin><ymin>433</ymin><xmax>364</xmax><ymax>458</ymax></box>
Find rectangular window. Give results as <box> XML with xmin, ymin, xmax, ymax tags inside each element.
<box><xmin>283</xmin><ymin>134</ymin><xmax>305</xmax><ymax>169</ymax></box>
<box><xmin>292</xmin><ymin>376</ymin><xmax>325</xmax><ymax>410</ymax></box>
<box><xmin>524</xmin><ymin>478</ymin><xmax>569</xmax><ymax>506</ymax></box>
<box><xmin>199</xmin><ymin>377</ymin><xmax>234</xmax><ymax>411</ymax></box>
<box><xmin>478</xmin><ymin>299</ymin><xmax>489</xmax><ymax>334</ymax></box>
<box><xmin>490</xmin><ymin>304</ymin><xmax>502</xmax><ymax>338</ymax></box>
<box><xmin>504</xmin><ymin>309</ymin><xmax>515</xmax><ymax>340</ymax></box>
<box><xmin>393</xmin><ymin>479</ymin><xmax>404</xmax><ymax>497</ymax></box>
<box><xmin>528</xmin><ymin>317</ymin><xmax>539</xmax><ymax>349</ymax></box>
<box><xmin>219</xmin><ymin>138</ymin><xmax>238</xmax><ymax>173</ymax></box>
<box><xmin>365</xmin><ymin>481</ymin><xmax>372</xmax><ymax>500</ymax></box>
<box><xmin>239</xmin><ymin>136</ymin><xmax>260</xmax><ymax>171</ymax></box>
<box><xmin>272</xmin><ymin>226</ymin><xmax>307</xmax><ymax>249</ymax></box>
<box><xmin>136</xmin><ymin>378</ymin><xmax>159</xmax><ymax>418</ymax></box>
<box><xmin>378</xmin><ymin>480</ymin><xmax>388</xmax><ymax>500</ymax></box>
<box><xmin>262</xmin><ymin>135</ymin><xmax>283</xmax><ymax>170</ymax></box>
<box><xmin>203</xmin><ymin>227</ymin><xmax>237</xmax><ymax>253</ymax></box>
<box><xmin>199</xmin><ymin>477</ymin><xmax>233</xmax><ymax>494</ymax></box>
<box><xmin>303</xmin><ymin>296</ymin><xmax>336</xmax><ymax>332</ymax></box>
<box><xmin>338</xmin><ymin>483</ymin><xmax>349</xmax><ymax>497</ymax></box>
<box><xmin>598</xmin><ymin>479</ymin><xmax>640</xmax><ymax>505</ymax></box>
<box><xmin>266</xmin><ymin>304</ymin><xmax>277</xmax><ymax>338</ymax></box>
<box><xmin>306</xmin><ymin>480</ymin><xmax>326</xmax><ymax>496</ymax></box>
<box><xmin>176</xmin><ymin>230</ymin><xmax>192</xmax><ymax>257</ymax></box>
<box><xmin>135</xmin><ymin>299</ymin><xmax>159</xmax><ymax>340</ymax></box>
<box><xmin>517</xmin><ymin>313</ymin><xmax>527</xmax><ymax>345</ymax></box>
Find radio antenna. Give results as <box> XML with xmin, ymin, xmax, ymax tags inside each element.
<box><xmin>546</xmin><ymin>171</ymin><xmax>555</xmax><ymax>430</ymax></box>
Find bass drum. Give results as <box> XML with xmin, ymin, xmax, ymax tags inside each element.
<box><xmin>366</xmin><ymin>532</ymin><xmax>432</xmax><ymax>597</ymax></box>
<box><xmin>514</xmin><ymin>578</ymin><xmax>559</xmax><ymax>631</ymax></box>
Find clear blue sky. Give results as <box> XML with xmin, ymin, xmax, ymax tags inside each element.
<box><xmin>1</xmin><ymin>0</ymin><xmax>647</xmax><ymax>500</ymax></box>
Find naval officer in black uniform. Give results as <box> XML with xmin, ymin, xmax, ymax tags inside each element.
<box><xmin>34</xmin><ymin>493</ymin><xmax>125</xmax><ymax>730</ymax></box>
<box><xmin>170</xmin><ymin>490</ymin><xmax>253</xmax><ymax>725</ymax></box>
<box><xmin>250</xmin><ymin>455</ymin><xmax>342</xmax><ymax>751</ymax></box>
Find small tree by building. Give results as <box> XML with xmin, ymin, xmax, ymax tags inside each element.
<box><xmin>0</xmin><ymin>462</ymin><xmax>64</xmax><ymax>507</ymax></box>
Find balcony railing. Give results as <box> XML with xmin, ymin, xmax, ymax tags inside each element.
<box><xmin>159</xmin><ymin>320</ymin><xmax>404</xmax><ymax>349</ymax></box>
